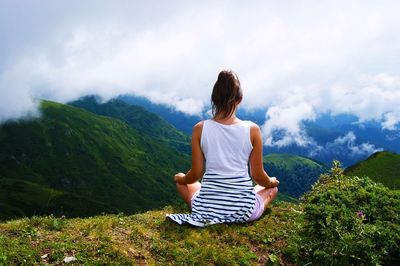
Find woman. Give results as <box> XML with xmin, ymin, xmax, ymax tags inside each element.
<box><xmin>166</xmin><ymin>70</ymin><xmax>279</xmax><ymax>227</ymax></box>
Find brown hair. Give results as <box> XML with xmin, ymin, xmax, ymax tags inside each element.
<box><xmin>211</xmin><ymin>70</ymin><xmax>243</xmax><ymax>119</ymax></box>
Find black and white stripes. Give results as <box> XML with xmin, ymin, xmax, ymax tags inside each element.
<box><xmin>166</xmin><ymin>174</ymin><xmax>256</xmax><ymax>227</ymax></box>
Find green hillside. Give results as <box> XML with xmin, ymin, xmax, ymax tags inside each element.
<box><xmin>263</xmin><ymin>154</ymin><xmax>328</xmax><ymax>197</ymax></box>
<box><xmin>345</xmin><ymin>151</ymin><xmax>400</xmax><ymax>189</ymax></box>
<box><xmin>69</xmin><ymin>96</ymin><xmax>191</xmax><ymax>153</ymax></box>
<box><xmin>0</xmin><ymin>100</ymin><xmax>191</xmax><ymax>220</ymax></box>
<box><xmin>1</xmin><ymin>163</ymin><xmax>399</xmax><ymax>265</ymax></box>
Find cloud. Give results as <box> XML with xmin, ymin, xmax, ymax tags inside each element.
<box><xmin>145</xmin><ymin>91</ymin><xmax>204</xmax><ymax>116</ymax></box>
<box><xmin>261</xmin><ymin>94</ymin><xmax>316</xmax><ymax>147</ymax></box>
<box><xmin>382</xmin><ymin>112</ymin><xmax>399</xmax><ymax>130</ymax></box>
<box><xmin>322</xmin><ymin>73</ymin><xmax>400</xmax><ymax>128</ymax></box>
<box><xmin>324</xmin><ymin>131</ymin><xmax>383</xmax><ymax>157</ymax></box>
<box><xmin>1</xmin><ymin>0</ymin><xmax>400</xmax><ymax>141</ymax></box>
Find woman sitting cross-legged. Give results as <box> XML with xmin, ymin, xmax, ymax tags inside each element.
<box><xmin>166</xmin><ymin>70</ymin><xmax>279</xmax><ymax>227</ymax></box>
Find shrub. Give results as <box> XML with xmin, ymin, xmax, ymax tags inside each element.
<box><xmin>295</xmin><ymin>161</ymin><xmax>400</xmax><ymax>265</ymax></box>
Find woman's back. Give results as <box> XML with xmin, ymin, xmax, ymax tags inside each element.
<box><xmin>201</xmin><ymin>119</ymin><xmax>253</xmax><ymax>177</ymax></box>
<box><xmin>166</xmin><ymin>119</ymin><xmax>257</xmax><ymax>226</ymax></box>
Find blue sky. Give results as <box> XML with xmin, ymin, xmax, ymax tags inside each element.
<box><xmin>1</xmin><ymin>0</ymin><xmax>400</xmax><ymax>146</ymax></box>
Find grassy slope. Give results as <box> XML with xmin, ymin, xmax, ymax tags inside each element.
<box><xmin>69</xmin><ymin>96</ymin><xmax>191</xmax><ymax>153</ymax></box>
<box><xmin>345</xmin><ymin>151</ymin><xmax>400</xmax><ymax>189</ymax></box>
<box><xmin>264</xmin><ymin>153</ymin><xmax>324</xmax><ymax>169</ymax></box>
<box><xmin>263</xmin><ymin>154</ymin><xmax>328</xmax><ymax>198</ymax></box>
<box><xmin>0</xmin><ymin>100</ymin><xmax>190</xmax><ymax>220</ymax></box>
<box><xmin>0</xmin><ymin>201</ymin><xmax>302</xmax><ymax>265</ymax></box>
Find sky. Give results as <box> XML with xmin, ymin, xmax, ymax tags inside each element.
<box><xmin>1</xmin><ymin>0</ymin><xmax>400</xmax><ymax>147</ymax></box>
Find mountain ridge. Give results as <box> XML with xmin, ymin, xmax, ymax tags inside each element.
<box><xmin>69</xmin><ymin>95</ymin><xmax>191</xmax><ymax>153</ymax></box>
<box><xmin>0</xmin><ymin>100</ymin><xmax>190</xmax><ymax>220</ymax></box>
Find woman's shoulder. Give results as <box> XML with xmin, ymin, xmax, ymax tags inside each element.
<box><xmin>192</xmin><ymin>120</ymin><xmax>206</xmax><ymax>133</ymax></box>
<box><xmin>194</xmin><ymin>120</ymin><xmax>206</xmax><ymax>128</ymax></box>
<box><xmin>244</xmin><ymin>120</ymin><xmax>261</xmax><ymax>139</ymax></box>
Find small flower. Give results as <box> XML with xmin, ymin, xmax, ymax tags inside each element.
<box><xmin>356</xmin><ymin>211</ymin><xmax>367</xmax><ymax>221</ymax></box>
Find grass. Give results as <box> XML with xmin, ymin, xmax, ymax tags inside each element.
<box><xmin>345</xmin><ymin>151</ymin><xmax>400</xmax><ymax>190</ymax></box>
<box><xmin>264</xmin><ymin>153</ymin><xmax>325</xmax><ymax>169</ymax></box>
<box><xmin>0</xmin><ymin>201</ymin><xmax>303</xmax><ymax>265</ymax></box>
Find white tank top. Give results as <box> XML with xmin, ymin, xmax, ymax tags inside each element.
<box><xmin>200</xmin><ymin>119</ymin><xmax>254</xmax><ymax>178</ymax></box>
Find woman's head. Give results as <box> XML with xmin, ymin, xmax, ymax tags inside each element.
<box><xmin>211</xmin><ymin>70</ymin><xmax>243</xmax><ymax>119</ymax></box>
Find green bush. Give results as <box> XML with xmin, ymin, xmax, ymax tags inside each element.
<box><xmin>295</xmin><ymin>161</ymin><xmax>400</xmax><ymax>265</ymax></box>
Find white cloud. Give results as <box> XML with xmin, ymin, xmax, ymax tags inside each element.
<box><xmin>325</xmin><ymin>131</ymin><xmax>383</xmax><ymax>157</ymax></box>
<box><xmin>261</xmin><ymin>94</ymin><xmax>316</xmax><ymax>147</ymax></box>
<box><xmin>145</xmin><ymin>91</ymin><xmax>204</xmax><ymax>116</ymax></box>
<box><xmin>323</xmin><ymin>74</ymin><xmax>400</xmax><ymax>125</ymax></box>
<box><xmin>382</xmin><ymin>112</ymin><xmax>399</xmax><ymax>130</ymax></box>
<box><xmin>0</xmin><ymin>0</ymin><xmax>400</xmax><ymax>142</ymax></box>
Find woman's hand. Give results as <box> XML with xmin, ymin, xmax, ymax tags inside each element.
<box><xmin>269</xmin><ymin>177</ymin><xmax>279</xmax><ymax>187</ymax></box>
<box><xmin>174</xmin><ymin>172</ymin><xmax>186</xmax><ymax>184</ymax></box>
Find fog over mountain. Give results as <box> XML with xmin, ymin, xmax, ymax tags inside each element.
<box><xmin>1</xmin><ymin>0</ymin><xmax>400</xmax><ymax>150</ymax></box>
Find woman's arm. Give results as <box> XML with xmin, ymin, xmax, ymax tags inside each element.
<box><xmin>174</xmin><ymin>121</ymin><xmax>205</xmax><ymax>184</ymax></box>
<box><xmin>249</xmin><ymin>124</ymin><xmax>279</xmax><ymax>188</ymax></box>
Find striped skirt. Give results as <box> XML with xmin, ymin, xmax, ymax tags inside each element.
<box><xmin>166</xmin><ymin>174</ymin><xmax>256</xmax><ymax>227</ymax></box>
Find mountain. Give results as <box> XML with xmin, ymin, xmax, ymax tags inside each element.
<box><xmin>330</xmin><ymin>123</ymin><xmax>400</xmax><ymax>152</ymax></box>
<box><xmin>263</xmin><ymin>154</ymin><xmax>328</xmax><ymax>197</ymax></box>
<box><xmin>311</xmin><ymin>112</ymin><xmax>360</xmax><ymax>128</ymax></box>
<box><xmin>119</xmin><ymin>94</ymin><xmax>269</xmax><ymax>133</ymax></box>
<box><xmin>344</xmin><ymin>151</ymin><xmax>400</xmax><ymax>189</ymax></box>
<box><xmin>69</xmin><ymin>95</ymin><xmax>191</xmax><ymax>154</ymax></box>
<box><xmin>118</xmin><ymin>94</ymin><xmax>202</xmax><ymax>134</ymax></box>
<box><xmin>0</xmin><ymin>100</ymin><xmax>190</xmax><ymax>220</ymax></box>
